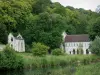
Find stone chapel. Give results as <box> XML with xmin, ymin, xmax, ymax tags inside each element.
<box><xmin>8</xmin><ymin>33</ymin><xmax>25</xmax><ymax>52</ymax></box>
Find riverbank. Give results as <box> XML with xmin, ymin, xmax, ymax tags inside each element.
<box><xmin>17</xmin><ymin>53</ymin><xmax>100</xmax><ymax>69</ymax></box>
<box><xmin>1</xmin><ymin>62</ymin><xmax>100</xmax><ymax>75</ymax></box>
<box><xmin>75</xmin><ymin>62</ymin><xmax>100</xmax><ymax>75</ymax></box>
<box><xmin>1</xmin><ymin>52</ymin><xmax>100</xmax><ymax>75</ymax></box>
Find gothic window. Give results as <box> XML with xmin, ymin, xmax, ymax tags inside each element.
<box><xmin>86</xmin><ymin>49</ymin><xmax>89</xmax><ymax>54</ymax></box>
<box><xmin>11</xmin><ymin>37</ymin><xmax>13</xmax><ymax>41</ymax></box>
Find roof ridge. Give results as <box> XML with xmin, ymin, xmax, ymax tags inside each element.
<box><xmin>66</xmin><ymin>34</ymin><xmax>89</xmax><ymax>36</ymax></box>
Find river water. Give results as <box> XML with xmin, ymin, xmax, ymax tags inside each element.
<box><xmin>0</xmin><ymin>67</ymin><xmax>76</xmax><ymax>75</ymax></box>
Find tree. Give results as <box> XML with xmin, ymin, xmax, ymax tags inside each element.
<box><xmin>0</xmin><ymin>45</ymin><xmax>23</xmax><ymax>69</ymax></box>
<box><xmin>89</xmin><ymin>17</ymin><xmax>100</xmax><ymax>40</ymax></box>
<box><xmin>0</xmin><ymin>0</ymin><xmax>100</xmax><ymax>51</ymax></box>
<box><xmin>51</xmin><ymin>48</ymin><xmax>64</xmax><ymax>55</ymax></box>
<box><xmin>32</xmin><ymin>0</ymin><xmax>51</xmax><ymax>14</ymax></box>
<box><xmin>89</xmin><ymin>36</ymin><xmax>100</xmax><ymax>55</ymax></box>
<box><xmin>52</xmin><ymin>2</ymin><xmax>66</xmax><ymax>16</ymax></box>
<box><xmin>32</xmin><ymin>42</ymin><xmax>49</xmax><ymax>56</ymax></box>
<box><xmin>96</xmin><ymin>5</ymin><xmax>100</xmax><ymax>13</ymax></box>
<box><xmin>0</xmin><ymin>23</ymin><xmax>7</xmax><ymax>44</ymax></box>
<box><xmin>23</xmin><ymin>12</ymin><xmax>66</xmax><ymax>49</ymax></box>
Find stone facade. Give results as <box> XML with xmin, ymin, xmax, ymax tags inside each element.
<box><xmin>8</xmin><ymin>33</ymin><xmax>25</xmax><ymax>52</ymax></box>
<box><xmin>62</xmin><ymin>32</ymin><xmax>91</xmax><ymax>55</ymax></box>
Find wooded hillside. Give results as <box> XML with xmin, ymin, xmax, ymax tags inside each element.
<box><xmin>0</xmin><ymin>0</ymin><xmax>100</xmax><ymax>50</ymax></box>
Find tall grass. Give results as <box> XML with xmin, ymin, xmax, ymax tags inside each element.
<box><xmin>75</xmin><ymin>62</ymin><xmax>100</xmax><ymax>75</ymax></box>
<box><xmin>18</xmin><ymin>53</ymin><xmax>99</xmax><ymax>69</ymax></box>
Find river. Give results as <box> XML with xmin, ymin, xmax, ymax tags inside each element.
<box><xmin>0</xmin><ymin>66</ymin><xmax>76</xmax><ymax>75</ymax></box>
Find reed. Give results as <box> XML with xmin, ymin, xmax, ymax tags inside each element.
<box><xmin>18</xmin><ymin>53</ymin><xmax>99</xmax><ymax>69</ymax></box>
<box><xmin>75</xmin><ymin>62</ymin><xmax>100</xmax><ymax>75</ymax></box>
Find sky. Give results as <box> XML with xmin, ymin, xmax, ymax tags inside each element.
<box><xmin>51</xmin><ymin>0</ymin><xmax>100</xmax><ymax>11</ymax></box>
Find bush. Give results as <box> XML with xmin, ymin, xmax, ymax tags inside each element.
<box><xmin>51</xmin><ymin>48</ymin><xmax>64</xmax><ymax>56</ymax></box>
<box><xmin>0</xmin><ymin>45</ymin><xmax>23</xmax><ymax>70</ymax></box>
<box><xmin>32</xmin><ymin>42</ymin><xmax>49</xmax><ymax>56</ymax></box>
<box><xmin>89</xmin><ymin>36</ymin><xmax>100</xmax><ymax>55</ymax></box>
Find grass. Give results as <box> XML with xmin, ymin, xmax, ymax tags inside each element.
<box><xmin>75</xmin><ymin>62</ymin><xmax>100</xmax><ymax>75</ymax></box>
<box><xmin>1</xmin><ymin>53</ymin><xmax>100</xmax><ymax>75</ymax></box>
<box><xmin>17</xmin><ymin>53</ymin><xmax>100</xmax><ymax>69</ymax></box>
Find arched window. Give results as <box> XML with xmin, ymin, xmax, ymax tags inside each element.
<box><xmin>73</xmin><ymin>49</ymin><xmax>75</xmax><ymax>54</ymax></box>
<box><xmin>77</xmin><ymin>49</ymin><xmax>79</xmax><ymax>54</ymax></box>
<box><xmin>86</xmin><ymin>49</ymin><xmax>89</xmax><ymax>54</ymax></box>
<box><xmin>81</xmin><ymin>49</ymin><xmax>83</xmax><ymax>54</ymax></box>
<box><xmin>70</xmin><ymin>51</ymin><xmax>71</xmax><ymax>54</ymax></box>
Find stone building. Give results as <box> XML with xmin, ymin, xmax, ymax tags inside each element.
<box><xmin>62</xmin><ymin>32</ymin><xmax>91</xmax><ymax>54</ymax></box>
<box><xmin>8</xmin><ymin>33</ymin><xmax>25</xmax><ymax>52</ymax></box>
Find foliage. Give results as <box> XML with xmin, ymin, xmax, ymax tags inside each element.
<box><xmin>0</xmin><ymin>45</ymin><xmax>23</xmax><ymax>69</ymax></box>
<box><xmin>0</xmin><ymin>23</ymin><xmax>7</xmax><ymax>44</ymax></box>
<box><xmin>91</xmin><ymin>17</ymin><xmax>100</xmax><ymax>40</ymax></box>
<box><xmin>96</xmin><ymin>5</ymin><xmax>100</xmax><ymax>13</ymax></box>
<box><xmin>51</xmin><ymin>48</ymin><xmax>64</xmax><ymax>55</ymax></box>
<box><xmin>32</xmin><ymin>42</ymin><xmax>49</xmax><ymax>56</ymax></box>
<box><xmin>0</xmin><ymin>0</ymin><xmax>100</xmax><ymax>49</ymax></box>
<box><xmin>89</xmin><ymin>36</ymin><xmax>100</xmax><ymax>55</ymax></box>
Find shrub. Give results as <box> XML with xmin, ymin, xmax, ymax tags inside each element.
<box><xmin>51</xmin><ymin>48</ymin><xmax>64</xmax><ymax>56</ymax></box>
<box><xmin>0</xmin><ymin>45</ymin><xmax>23</xmax><ymax>69</ymax></box>
<box><xmin>89</xmin><ymin>36</ymin><xmax>100</xmax><ymax>55</ymax></box>
<box><xmin>32</xmin><ymin>42</ymin><xmax>49</xmax><ymax>56</ymax></box>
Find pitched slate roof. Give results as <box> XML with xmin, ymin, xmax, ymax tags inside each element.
<box><xmin>65</xmin><ymin>34</ymin><xmax>90</xmax><ymax>42</ymax></box>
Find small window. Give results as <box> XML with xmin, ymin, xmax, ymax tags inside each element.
<box><xmin>74</xmin><ymin>43</ymin><xmax>75</xmax><ymax>46</ymax></box>
<box><xmin>18</xmin><ymin>36</ymin><xmax>21</xmax><ymax>39</ymax></box>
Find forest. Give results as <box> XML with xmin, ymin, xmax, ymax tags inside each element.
<box><xmin>0</xmin><ymin>0</ymin><xmax>100</xmax><ymax>51</ymax></box>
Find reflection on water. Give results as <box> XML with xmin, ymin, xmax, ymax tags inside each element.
<box><xmin>0</xmin><ymin>67</ymin><xmax>76</xmax><ymax>75</ymax></box>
